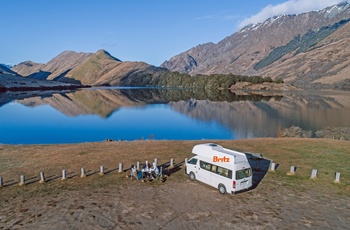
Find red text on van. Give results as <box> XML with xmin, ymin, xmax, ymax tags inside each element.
<box><xmin>213</xmin><ymin>156</ymin><xmax>230</xmax><ymax>162</ymax></box>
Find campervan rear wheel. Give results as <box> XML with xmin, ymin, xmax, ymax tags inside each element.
<box><xmin>189</xmin><ymin>172</ymin><xmax>196</xmax><ymax>181</ymax></box>
<box><xmin>218</xmin><ymin>184</ymin><xmax>226</xmax><ymax>195</ymax></box>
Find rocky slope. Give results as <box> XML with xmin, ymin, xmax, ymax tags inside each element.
<box><xmin>161</xmin><ymin>2</ymin><xmax>350</xmax><ymax>89</ymax></box>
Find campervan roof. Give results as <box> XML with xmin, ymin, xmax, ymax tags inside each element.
<box><xmin>192</xmin><ymin>143</ymin><xmax>248</xmax><ymax>164</ymax></box>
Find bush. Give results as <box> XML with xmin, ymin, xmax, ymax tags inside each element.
<box><xmin>277</xmin><ymin>126</ymin><xmax>313</xmax><ymax>138</ymax></box>
<box><xmin>274</xmin><ymin>77</ymin><xmax>284</xmax><ymax>84</ymax></box>
<box><xmin>278</xmin><ymin>126</ymin><xmax>350</xmax><ymax>141</ymax></box>
<box><xmin>315</xmin><ymin>126</ymin><xmax>350</xmax><ymax>141</ymax></box>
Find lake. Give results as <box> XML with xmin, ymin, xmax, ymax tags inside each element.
<box><xmin>0</xmin><ymin>87</ymin><xmax>349</xmax><ymax>144</ymax></box>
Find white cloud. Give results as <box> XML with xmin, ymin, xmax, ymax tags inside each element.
<box><xmin>238</xmin><ymin>0</ymin><xmax>348</xmax><ymax>28</ymax></box>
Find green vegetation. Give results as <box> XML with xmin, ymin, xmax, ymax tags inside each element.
<box><xmin>120</xmin><ymin>71</ymin><xmax>284</xmax><ymax>89</ymax></box>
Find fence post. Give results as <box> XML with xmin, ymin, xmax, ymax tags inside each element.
<box><xmin>310</xmin><ymin>169</ymin><xmax>317</xmax><ymax>179</ymax></box>
<box><xmin>0</xmin><ymin>176</ymin><xmax>3</xmax><ymax>187</ymax></box>
<box><xmin>39</xmin><ymin>171</ymin><xmax>46</xmax><ymax>183</ymax></box>
<box><xmin>99</xmin><ymin>165</ymin><xmax>104</xmax><ymax>176</ymax></box>
<box><xmin>287</xmin><ymin>166</ymin><xmax>297</xmax><ymax>175</ymax></box>
<box><xmin>118</xmin><ymin>163</ymin><xmax>123</xmax><ymax>173</ymax></box>
<box><xmin>269</xmin><ymin>162</ymin><xmax>276</xmax><ymax>172</ymax></box>
<box><xmin>62</xmin><ymin>169</ymin><xmax>67</xmax><ymax>180</ymax></box>
<box><xmin>19</xmin><ymin>175</ymin><xmax>25</xmax><ymax>186</ymax></box>
<box><xmin>136</xmin><ymin>161</ymin><xmax>140</xmax><ymax>170</ymax></box>
<box><xmin>81</xmin><ymin>168</ymin><xmax>86</xmax><ymax>177</ymax></box>
<box><xmin>170</xmin><ymin>158</ymin><xmax>174</xmax><ymax>168</ymax></box>
<box><xmin>184</xmin><ymin>158</ymin><xmax>188</xmax><ymax>165</ymax></box>
<box><xmin>334</xmin><ymin>172</ymin><xmax>341</xmax><ymax>183</ymax></box>
<box><xmin>154</xmin><ymin>158</ymin><xmax>158</xmax><ymax>166</ymax></box>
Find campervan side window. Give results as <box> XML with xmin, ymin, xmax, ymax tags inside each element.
<box><xmin>188</xmin><ymin>158</ymin><xmax>198</xmax><ymax>165</ymax></box>
<box><xmin>236</xmin><ymin>168</ymin><xmax>252</xmax><ymax>180</ymax></box>
<box><xmin>199</xmin><ymin>160</ymin><xmax>232</xmax><ymax>179</ymax></box>
<box><xmin>200</xmin><ymin>160</ymin><xmax>211</xmax><ymax>171</ymax></box>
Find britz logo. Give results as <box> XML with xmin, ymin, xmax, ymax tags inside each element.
<box><xmin>213</xmin><ymin>156</ymin><xmax>230</xmax><ymax>162</ymax></box>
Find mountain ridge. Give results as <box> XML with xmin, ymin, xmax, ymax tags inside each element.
<box><xmin>12</xmin><ymin>49</ymin><xmax>167</xmax><ymax>87</ymax></box>
<box><xmin>161</xmin><ymin>2</ymin><xmax>350</xmax><ymax>88</ymax></box>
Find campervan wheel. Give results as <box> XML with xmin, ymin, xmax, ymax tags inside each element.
<box><xmin>218</xmin><ymin>184</ymin><xmax>226</xmax><ymax>194</ymax></box>
<box><xmin>189</xmin><ymin>172</ymin><xmax>196</xmax><ymax>181</ymax></box>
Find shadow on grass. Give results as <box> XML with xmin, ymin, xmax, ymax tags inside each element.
<box><xmin>160</xmin><ymin>160</ymin><xmax>184</xmax><ymax>177</ymax></box>
<box><xmin>3</xmin><ymin>179</ymin><xmax>17</xmax><ymax>187</ymax></box>
<box><xmin>245</xmin><ymin>153</ymin><xmax>271</xmax><ymax>191</ymax></box>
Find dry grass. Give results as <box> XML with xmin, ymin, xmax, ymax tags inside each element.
<box><xmin>1</xmin><ymin>138</ymin><xmax>349</xmax><ymax>193</ymax></box>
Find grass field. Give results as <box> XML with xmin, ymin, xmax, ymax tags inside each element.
<box><xmin>0</xmin><ymin>138</ymin><xmax>349</xmax><ymax>194</ymax></box>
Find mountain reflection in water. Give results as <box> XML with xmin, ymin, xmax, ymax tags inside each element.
<box><xmin>0</xmin><ymin>87</ymin><xmax>349</xmax><ymax>144</ymax></box>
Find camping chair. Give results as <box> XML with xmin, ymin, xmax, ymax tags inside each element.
<box><xmin>151</xmin><ymin>166</ymin><xmax>163</xmax><ymax>180</ymax></box>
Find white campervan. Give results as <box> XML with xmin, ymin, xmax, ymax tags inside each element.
<box><xmin>186</xmin><ymin>143</ymin><xmax>252</xmax><ymax>194</ymax></box>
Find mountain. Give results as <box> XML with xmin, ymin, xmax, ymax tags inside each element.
<box><xmin>64</xmin><ymin>49</ymin><xmax>164</xmax><ymax>86</ymax></box>
<box><xmin>1</xmin><ymin>58</ymin><xmax>84</xmax><ymax>92</ymax></box>
<box><xmin>0</xmin><ymin>63</ymin><xmax>13</xmax><ymax>69</ymax></box>
<box><xmin>11</xmin><ymin>61</ymin><xmax>45</xmax><ymax>77</ymax></box>
<box><xmin>161</xmin><ymin>2</ymin><xmax>350</xmax><ymax>89</ymax></box>
<box><xmin>12</xmin><ymin>51</ymin><xmax>92</xmax><ymax>80</ymax></box>
<box><xmin>12</xmin><ymin>49</ymin><xmax>167</xmax><ymax>86</ymax></box>
<box><xmin>0</xmin><ymin>64</ymin><xmax>18</xmax><ymax>76</ymax></box>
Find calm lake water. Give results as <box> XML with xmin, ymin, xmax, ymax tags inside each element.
<box><xmin>0</xmin><ymin>87</ymin><xmax>349</xmax><ymax>144</ymax></box>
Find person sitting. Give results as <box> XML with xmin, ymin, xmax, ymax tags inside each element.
<box><xmin>150</xmin><ymin>161</ymin><xmax>160</xmax><ymax>179</ymax></box>
<box><xmin>141</xmin><ymin>160</ymin><xmax>151</xmax><ymax>181</ymax></box>
<box><xmin>142</xmin><ymin>160</ymin><xmax>151</xmax><ymax>171</ymax></box>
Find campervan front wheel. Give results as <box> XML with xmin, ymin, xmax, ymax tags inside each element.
<box><xmin>189</xmin><ymin>172</ymin><xmax>196</xmax><ymax>181</ymax></box>
<box><xmin>218</xmin><ymin>184</ymin><xmax>227</xmax><ymax>195</ymax></box>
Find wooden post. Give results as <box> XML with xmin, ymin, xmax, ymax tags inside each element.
<box><xmin>39</xmin><ymin>171</ymin><xmax>46</xmax><ymax>183</ymax></box>
<box><xmin>61</xmin><ymin>169</ymin><xmax>67</xmax><ymax>180</ymax></box>
<box><xmin>99</xmin><ymin>165</ymin><xmax>104</xmax><ymax>176</ymax></box>
<box><xmin>0</xmin><ymin>176</ymin><xmax>3</xmax><ymax>187</ymax></box>
<box><xmin>287</xmin><ymin>166</ymin><xmax>297</xmax><ymax>175</ymax></box>
<box><xmin>118</xmin><ymin>163</ymin><xmax>123</xmax><ymax>173</ymax></box>
<box><xmin>170</xmin><ymin>158</ymin><xmax>174</xmax><ymax>168</ymax></box>
<box><xmin>184</xmin><ymin>158</ymin><xmax>188</xmax><ymax>165</ymax></box>
<box><xmin>269</xmin><ymin>162</ymin><xmax>276</xmax><ymax>172</ymax></box>
<box><xmin>310</xmin><ymin>169</ymin><xmax>317</xmax><ymax>179</ymax></box>
<box><xmin>81</xmin><ymin>168</ymin><xmax>86</xmax><ymax>177</ymax></box>
<box><xmin>334</xmin><ymin>172</ymin><xmax>341</xmax><ymax>183</ymax></box>
<box><xmin>136</xmin><ymin>161</ymin><xmax>140</xmax><ymax>170</ymax></box>
<box><xmin>154</xmin><ymin>158</ymin><xmax>158</xmax><ymax>166</ymax></box>
<box><xmin>19</xmin><ymin>175</ymin><xmax>25</xmax><ymax>186</ymax></box>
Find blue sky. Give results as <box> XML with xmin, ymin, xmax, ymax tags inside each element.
<box><xmin>0</xmin><ymin>0</ymin><xmax>346</xmax><ymax>66</ymax></box>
